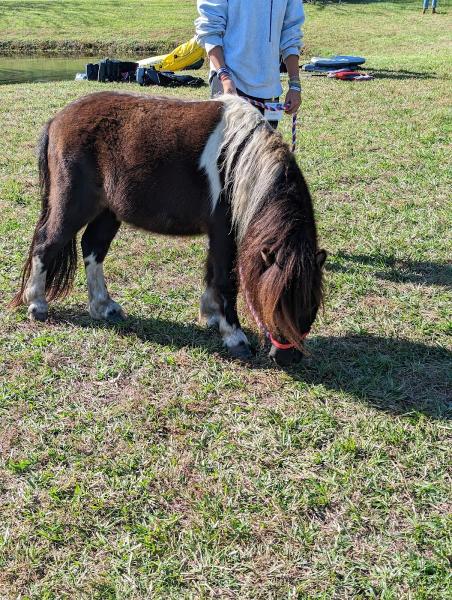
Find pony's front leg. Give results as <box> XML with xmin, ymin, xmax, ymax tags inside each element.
<box><xmin>218</xmin><ymin>290</ymin><xmax>252</xmax><ymax>360</ymax></box>
<box><xmin>200</xmin><ymin>213</ymin><xmax>252</xmax><ymax>360</ymax></box>
<box><xmin>81</xmin><ymin>210</ymin><xmax>124</xmax><ymax>321</ymax></box>
<box><xmin>200</xmin><ymin>284</ymin><xmax>251</xmax><ymax>359</ymax></box>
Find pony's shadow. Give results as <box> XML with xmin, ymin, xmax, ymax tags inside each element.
<box><xmin>291</xmin><ymin>334</ymin><xmax>450</xmax><ymax>420</ymax></box>
<box><xmin>327</xmin><ymin>252</ymin><xmax>452</xmax><ymax>288</ymax></box>
<box><xmin>56</xmin><ymin>311</ymin><xmax>451</xmax><ymax>420</ymax></box>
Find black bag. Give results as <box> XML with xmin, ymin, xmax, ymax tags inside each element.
<box><xmin>86</xmin><ymin>63</ymin><xmax>99</xmax><ymax>81</ymax></box>
<box><xmin>97</xmin><ymin>58</ymin><xmax>138</xmax><ymax>82</ymax></box>
<box><xmin>136</xmin><ymin>67</ymin><xmax>204</xmax><ymax>88</ymax></box>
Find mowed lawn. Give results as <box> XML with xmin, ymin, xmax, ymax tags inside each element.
<box><xmin>0</xmin><ymin>0</ymin><xmax>199</xmax><ymax>54</ymax></box>
<box><xmin>0</xmin><ymin>2</ymin><xmax>451</xmax><ymax>599</ymax></box>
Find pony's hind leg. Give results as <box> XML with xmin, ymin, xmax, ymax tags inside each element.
<box><xmin>22</xmin><ymin>202</ymin><xmax>84</xmax><ymax>321</ymax></box>
<box><xmin>81</xmin><ymin>209</ymin><xmax>124</xmax><ymax>320</ymax></box>
<box><xmin>200</xmin><ymin>210</ymin><xmax>252</xmax><ymax>360</ymax></box>
<box><xmin>25</xmin><ymin>256</ymin><xmax>48</xmax><ymax>321</ymax></box>
<box><xmin>13</xmin><ymin>122</ymin><xmax>104</xmax><ymax>320</ymax></box>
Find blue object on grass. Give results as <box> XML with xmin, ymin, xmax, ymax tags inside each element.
<box><xmin>310</xmin><ymin>55</ymin><xmax>366</xmax><ymax>68</ymax></box>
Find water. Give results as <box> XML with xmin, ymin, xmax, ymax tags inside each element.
<box><xmin>0</xmin><ymin>56</ymin><xmax>102</xmax><ymax>84</ymax></box>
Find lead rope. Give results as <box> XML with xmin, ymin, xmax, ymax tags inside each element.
<box><xmin>242</xmin><ymin>97</ymin><xmax>298</xmax><ymax>153</ymax></box>
<box><xmin>238</xmin><ymin>264</ymin><xmax>267</xmax><ymax>336</ymax></box>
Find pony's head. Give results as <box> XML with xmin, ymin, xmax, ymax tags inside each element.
<box><xmin>235</xmin><ymin>150</ymin><xmax>326</xmax><ymax>365</ymax></box>
<box><xmin>239</xmin><ymin>203</ymin><xmax>326</xmax><ymax>365</ymax></box>
<box><xmin>219</xmin><ymin>96</ymin><xmax>326</xmax><ymax>365</ymax></box>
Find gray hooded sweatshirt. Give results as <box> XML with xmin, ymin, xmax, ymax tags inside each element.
<box><xmin>195</xmin><ymin>0</ymin><xmax>304</xmax><ymax>99</ymax></box>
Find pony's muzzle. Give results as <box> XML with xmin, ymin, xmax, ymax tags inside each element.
<box><xmin>268</xmin><ymin>344</ymin><xmax>303</xmax><ymax>366</ymax></box>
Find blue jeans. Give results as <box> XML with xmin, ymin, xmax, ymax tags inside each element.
<box><xmin>423</xmin><ymin>0</ymin><xmax>437</xmax><ymax>8</ymax></box>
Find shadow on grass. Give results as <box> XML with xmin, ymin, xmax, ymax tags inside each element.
<box><xmin>307</xmin><ymin>0</ymin><xmax>433</xmax><ymax>8</ymax></box>
<box><xmin>327</xmin><ymin>252</ymin><xmax>452</xmax><ymax>288</ymax></box>
<box><xmin>55</xmin><ymin>311</ymin><xmax>451</xmax><ymax>420</ymax></box>
<box><xmin>305</xmin><ymin>0</ymin><xmax>425</xmax><ymax>13</ymax></box>
<box><xmin>292</xmin><ymin>334</ymin><xmax>450</xmax><ymax>420</ymax></box>
<box><xmin>370</xmin><ymin>68</ymin><xmax>440</xmax><ymax>80</ymax></box>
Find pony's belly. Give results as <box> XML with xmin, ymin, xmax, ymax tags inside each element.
<box><xmin>126</xmin><ymin>213</ymin><xmax>207</xmax><ymax>236</ymax></box>
<box><xmin>107</xmin><ymin>165</ymin><xmax>212</xmax><ymax>236</ymax></box>
<box><xmin>111</xmin><ymin>191</ymin><xmax>210</xmax><ymax>236</ymax></box>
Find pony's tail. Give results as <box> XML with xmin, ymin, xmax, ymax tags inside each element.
<box><xmin>10</xmin><ymin>120</ymin><xmax>78</xmax><ymax>308</ymax></box>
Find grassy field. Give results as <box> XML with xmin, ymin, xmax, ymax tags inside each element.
<box><xmin>0</xmin><ymin>0</ymin><xmax>450</xmax><ymax>59</ymax></box>
<box><xmin>0</xmin><ymin>0</ymin><xmax>198</xmax><ymax>55</ymax></box>
<box><xmin>1</xmin><ymin>2</ymin><xmax>451</xmax><ymax>599</ymax></box>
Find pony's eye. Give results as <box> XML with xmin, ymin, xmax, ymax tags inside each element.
<box><xmin>260</xmin><ymin>249</ymin><xmax>275</xmax><ymax>267</ymax></box>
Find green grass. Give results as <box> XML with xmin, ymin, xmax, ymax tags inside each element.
<box><xmin>1</xmin><ymin>2</ymin><xmax>451</xmax><ymax>598</ymax></box>
<box><xmin>0</xmin><ymin>0</ymin><xmax>198</xmax><ymax>55</ymax></box>
<box><xmin>1</xmin><ymin>0</ymin><xmax>450</xmax><ymax>60</ymax></box>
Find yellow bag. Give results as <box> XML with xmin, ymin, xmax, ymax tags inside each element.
<box><xmin>138</xmin><ymin>37</ymin><xmax>205</xmax><ymax>71</ymax></box>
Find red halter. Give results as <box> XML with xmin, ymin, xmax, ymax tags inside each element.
<box><xmin>268</xmin><ymin>330</ymin><xmax>309</xmax><ymax>351</ymax></box>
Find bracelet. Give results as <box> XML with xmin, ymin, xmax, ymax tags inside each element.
<box><xmin>288</xmin><ymin>75</ymin><xmax>302</xmax><ymax>92</ymax></box>
<box><xmin>217</xmin><ymin>66</ymin><xmax>232</xmax><ymax>81</ymax></box>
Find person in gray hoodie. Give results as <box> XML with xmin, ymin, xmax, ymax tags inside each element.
<box><xmin>195</xmin><ymin>0</ymin><xmax>304</xmax><ymax>119</ymax></box>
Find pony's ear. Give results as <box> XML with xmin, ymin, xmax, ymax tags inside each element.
<box><xmin>316</xmin><ymin>249</ymin><xmax>327</xmax><ymax>268</ymax></box>
<box><xmin>260</xmin><ymin>248</ymin><xmax>275</xmax><ymax>268</ymax></box>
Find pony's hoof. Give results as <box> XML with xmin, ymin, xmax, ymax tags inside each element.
<box><xmin>27</xmin><ymin>303</ymin><xmax>48</xmax><ymax>322</ymax></box>
<box><xmin>206</xmin><ymin>315</ymin><xmax>220</xmax><ymax>330</ymax></box>
<box><xmin>269</xmin><ymin>346</ymin><xmax>303</xmax><ymax>367</ymax></box>
<box><xmin>228</xmin><ymin>341</ymin><xmax>254</xmax><ymax>361</ymax></box>
<box><xmin>89</xmin><ymin>300</ymin><xmax>125</xmax><ymax>321</ymax></box>
<box><xmin>105</xmin><ymin>305</ymin><xmax>126</xmax><ymax>322</ymax></box>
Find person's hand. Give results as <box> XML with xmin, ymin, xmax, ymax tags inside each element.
<box><xmin>222</xmin><ymin>77</ymin><xmax>237</xmax><ymax>95</ymax></box>
<box><xmin>284</xmin><ymin>89</ymin><xmax>301</xmax><ymax>114</ymax></box>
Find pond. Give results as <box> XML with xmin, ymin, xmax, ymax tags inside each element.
<box><xmin>0</xmin><ymin>56</ymin><xmax>106</xmax><ymax>85</ymax></box>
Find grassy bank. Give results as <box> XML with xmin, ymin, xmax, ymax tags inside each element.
<box><xmin>1</xmin><ymin>2</ymin><xmax>451</xmax><ymax>599</ymax></box>
<box><xmin>0</xmin><ymin>0</ymin><xmax>197</xmax><ymax>56</ymax></box>
<box><xmin>0</xmin><ymin>0</ymin><xmax>450</xmax><ymax>59</ymax></box>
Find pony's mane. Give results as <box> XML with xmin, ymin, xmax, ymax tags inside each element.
<box><xmin>217</xmin><ymin>95</ymin><xmax>291</xmax><ymax>242</ymax></box>
<box><xmin>214</xmin><ymin>98</ymin><xmax>323</xmax><ymax>348</ymax></box>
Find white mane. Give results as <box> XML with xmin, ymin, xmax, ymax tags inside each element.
<box><xmin>216</xmin><ymin>95</ymin><xmax>289</xmax><ymax>243</ymax></box>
